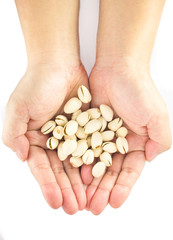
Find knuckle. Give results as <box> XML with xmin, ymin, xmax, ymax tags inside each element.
<box><xmin>32</xmin><ymin>162</ymin><xmax>50</xmax><ymax>172</ymax></box>
<box><xmin>51</xmin><ymin>165</ymin><xmax>64</xmax><ymax>175</ymax></box>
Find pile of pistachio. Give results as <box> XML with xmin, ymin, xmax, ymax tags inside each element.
<box><xmin>41</xmin><ymin>85</ymin><xmax>128</xmax><ymax>178</ymax></box>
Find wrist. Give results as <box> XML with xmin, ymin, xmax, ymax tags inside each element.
<box><xmin>94</xmin><ymin>55</ymin><xmax>150</xmax><ymax>75</ymax></box>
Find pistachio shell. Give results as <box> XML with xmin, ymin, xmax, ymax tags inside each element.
<box><xmin>116</xmin><ymin>127</ymin><xmax>128</xmax><ymax>137</ymax></box>
<box><xmin>55</xmin><ymin>115</ymin><xmax>68</xmax><ymax>126</ymax></box>
<box><xmin>46</xmin><ymin>137</ymin><xmax>59</xmax><ymax>150</ymax></box>
<box><xmin>108</xmin><ymin>118</ymin><xmax>123</xmax><ymax>131</ymax></box>
<box><xmin>77</xmin><ymin>85</ymin><xmax>92</xmax><ymax>103</ymax></box>
<box><xmin>70</xmin><ymin>157</ymin><xmax>83</xmax><ymax>168</ymax></box>
<box><xmin>62</xmin><ymin>139</ymin><xmax>77</xmax><ymax>156</ymax></box>
<box><xmin>91</xmin><ymin>131</ymin><xmax>103</xmax><ymax>149</ymax></box>
<box><xmin>87</xmin><ymin>108</ymin><xmax>101</xmax><ymax>119</ymax></box>
<box><xmin>76</xmin><ymin>126</ymin><xmax>88</xmax><ymax>139</ymax></box>
<box><xmin>64</xmin><ymin>120</ymin><xmax>78</xmax><ymax>136</ymax></box>
<box><xmin>116</xmin><ymin>137</ymin><xmax>128</xmax><ymax>154</ymax></box>
<box><xmin>76</xmin><ymin>111</ymin><xmax>90</xmax><ymax>127</ymax></box>
<box><xmin>64</xmin><ymin>97</ymin><xmax>82</xmax><ymax>114</ymax></box>
<box><xmin>100</xmin><ymin>104</ymin><xmax>113</xmax><ymax>122</ymax></box>
<box><xmin>57</xmin><ymin>141</ymin><xmax>68</xmax><ymax>161</ymax></box>
<box><xmin>101</xmin><ymin>131</ymin><xmax>115</xmax><ymax>141</ymax></box>
<box><xmin>92</xmin><ymin>146</ymin><xmax>103</xmax><ymax>158</ymax></box>
<box><xmin>98</xmin><ymin>117</ymin><xmax>107</xmax><ymax>132</ymax></box>
<box><xmin>82</xmin><ymin>149</ymin><xmax>94</xmax><ymax>165</ymax></box>
<box><xmin>53</xmin><ymin>126</ymin><xmax>64</xmax><ymax>140</ymax></box>
<box><xmin>84</xmin><ymin>119</ymin><xmax>101</xmax><ymax>134</ymax></box>
<box><xmin>92</xmin><ymin>161</ymin><xmax>106</xmax><ymax>178</ymax></box>
<box><xmin>100</xmin><ymin>152</ymin><xmax>112</xmax><ymax>166</ymax></box>
<box><xmin>102</xmin><ymin>142</ymin><xmax>117</xmax><ymax>153</ymax></box>
<box><xmin>41</xmin><ymin>120</ymin><xmax>56</xmax><ymax>134</ymax></box>
<box><xmin>72</xmin><ymin>140</ymin><xmax>88</xmax><ymax>157</ymax></box>
<box><xmin>71</xmin><ymin>109</ymin><xmax>82</xmax><ymax>120</ymax></box>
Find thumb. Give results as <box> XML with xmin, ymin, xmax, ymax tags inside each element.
<box><xmin>2</xmin><ymin>96</ymin><xmax>30</xmax><ymax>161</ymax></box>
<box><xmin>145</xmin><ymin>110</ymin><xmax>172</xmax><ymax>161</ymax></box>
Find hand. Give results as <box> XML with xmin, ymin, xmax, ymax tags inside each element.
<box><xmin>81</xmin><ymin>62</ymin><xmax>172</xmax><ymax>215</ymax></box>
<box><xmin>2</xmin><ymin>63</ymin><xmax>88</xmax><ymax>214</ymax></box>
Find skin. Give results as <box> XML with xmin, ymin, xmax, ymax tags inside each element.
<box><xmin>81</xmin><ymin>0</ymin><xmax>172</xmax><ymax>215</ymax></box>
<box><xmin>2</xmin><ymin>0</ymin><xmax>88</xmax><ymax>214</ymax></box>
<box><xmin>2</xmin><ymin>0</ymin><xmax>172</xmax><ymax>215</ymax></box>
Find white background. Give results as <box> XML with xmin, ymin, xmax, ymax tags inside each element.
<box><xmin>0</xmin><ymin>0</ymin><xmax>173</xmax><ymax>240</ymax></box>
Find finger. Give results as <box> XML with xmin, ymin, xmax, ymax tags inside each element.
<box><xmin>81</xmin><ymin>163</ymin><xmax>94</xmax><ymax>185</ymax></box>
<box><xmin>47</xmin><ymin>151</ymin><xmax>78</xmax><ymax>215</ymax></box>
<box><xmin>27</xmin><ymin>146</ymin><xmax>62</xmax><ymax>209</ymax></box>
<box><xmin>146</xmin><ymin>111</ymin><xmax>172</xmax><ymax>161</ymax></box>
<box><xmin>2</xmin><ymin>97</ymin><xmax>29</xmax><ymax>161</ymax></box>
<box><xmin>62</xmin><ymin>159</ymin><xmax>86</xmax><ymax>210</ymax></box>
<box><xmin>88</xmin><ymin>154</ymin><xmax>124</xmax><ymax>215</ymax></box>
<box><xmin>126</xmin><ymin>132</ymin><xmax>148</xmax><ymax>152</ymax></box>
<box><xmin>109</xmin><ymin>151</ymin><xmax>146</xmax><ymax>208</ymax></box>
<box><xmin>26</xmin><ymin>130</ymin><xmax>49</xmax><ymax>149</ymax></box>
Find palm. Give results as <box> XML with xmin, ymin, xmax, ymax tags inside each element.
<box><xmin>81</xmin><ymin>66</ymin><xmax>168</xmax><ymax>215</ymax></box>
<box><xmin>12</xmin><ymin>64</ymin><xmax>89</xmax><ymax>214</ymax></box>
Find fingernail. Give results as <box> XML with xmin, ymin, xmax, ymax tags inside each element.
<box><xmin>16</xmin><ymin>152</ymin><xmax>25</xmax><ymax>162</ymax></box>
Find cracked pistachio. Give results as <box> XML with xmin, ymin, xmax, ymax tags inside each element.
<box><xmin>116</xmin><ymin>127</ymin><xmax>128</xmax><ymax>137</ymax></box>
<box><xmin>82</xmin><ymin>149</ymin><xmax>94</xmax><ymax>165</ymax></box>
<box><xmin>100</xmin><ymin>104</ymin><xmax>113</xmax><ymax>122</ymax></box>
<box><xmin>76</xmin><ymin>126</ymin><xmax>88</xmax><ymax>139</ymax></box>
<box><xmin>84</xmin><ymin>119</ymin><xmax>101</xmax><ymax>134</ymax></box>
<box><xmin>77</xmin><ymin>85</ymin><xmax>92</xmax><ymax>103</ymax></box>
<box><xmin>101</xmin><ymin>130</ymin><xmax>115</xmax><ymax>141</ymax></box>
<box><xmin>100</xmin><ymin>152</ymin><xmax>112</xmax><ymax>167</ymax></box>
<box><xmin>91</xmin><ymin>131</ymin><xmax>103</xmax><ymax>149</ymax></box>
<box><xmin>57</xmin><ymin>141</ymin><xmax>68</xmax><ymax>161</ymax></box>
<box><xmin>53</xmin><ymin>126</ymin><xmax>64</xmax><ymax>140</ymax></box>
<box><xmin>46</xmin><ymin>136</ymin><xmax>59</xmax><ymax>150</ymax></box>
<box><xmin>92</xmin><ymin>161</ymin><xmax>106</xmax><ymax>178</ymax></box>
<box><xmin>72</xmin><ymin>139</ymin><xmax>88</xmax><ymax>158</ymax></box>
<box><xmin>116</xmin><ymin>137</ymin><xmax>128</xmax><ymax>154</ymax></box>
<box><xmin>62</xmin><ymin>139</ymin><xmax>77</xmax><ymax>156</ymax></box>
<box><xmin>98</xmin><ymin>117</ymin><xmax>107</xmax><ymax>132</ymax></box>
<box><xmin>92</xmin><ymin>146</ymin><xmax>103</xmax><ymax>158</ymax></box>
<box><xmin>76</xmin><ymin>111</ymin><xmax>90</xmax><ymax>127</ymax></box>
<box><xmin>64</xmin><ymin>97</ymin><xmax>82</xmax><ymax>114</ymax></box>
<box><xmin>41</xmin><ymin>120</ymin><xmax>56</xmax><ymax>135</ymax></box>
<box><xmin>102</xmin><ymin>142</ymin><xmax>117</xmax><ymax>153</ymax></box>
<box><xmin>108</xmin><ymin>118</ymin><xmax>123</xmax><ymax>132</ymax></box>
<box><xmin>70</xmin><ymin>157</ymin><xmax>83</xmax><ymax>168</ymax></box>
<box><xmin>64</xmin><ymin>120</ymin><xmax>78</xmax><ymax>136</ymax></box>
<box><xmin>55</xmin><ymin>115</ymin><xmax>68</xmax><ymax>126</ymax></box>
<box><xmin>87</xmin><ymin>108</ymin><xmax>101</xmax><ymax>119</ymax></box>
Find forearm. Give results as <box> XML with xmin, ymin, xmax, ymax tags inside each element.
<box><xmin>15</xmin><ymin>0</ymin><xmax>80</xmax><ymax>66</ymax></box>
<box><xmin>96</xmin><ymin>0</ymin><xmax>165</xmax><ymax>69</ymax></box>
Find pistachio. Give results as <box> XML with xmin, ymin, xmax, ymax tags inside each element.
<box><xmin>82</xmin><ymin>149</ymin><xmax>94</xmax><ymax>165</ymax></box>
<box><xmin>76</xmin><ymin>126</ymin><xmax>88</xmax><ymax>139</ymax></box>
<box><xmin>116</xmin><ymin>137</ymin><xmax>128</xmax><ymax>154</ymax></box>
<box><xmin>76</xmin><ymin>111</ymin><xmax>90</xmax><ymax>127</ymax></box>
<box><xmin>64</xmin><ymin>120</ymin><xmax>78</xmax><ymax>136</ymax></box>
<box><xmin>116</xmin><ymin>127</ymin><xmax>128</xmax><ymax>137</ymax></box>
<box><xmin>84</xmin><ymin>119</ymin><xmax>101</xmax><ymax>134</ymax></box>
<box><xmin>55</xmin><ymin>115</ymin><xmax>68</xmax><ymax>126</ymax></box>
<box><xmin>77</xmin><ymin>85</ymin><xmax>92</xmax><ymax>103</ymax></box>
<box><xmin>100</xmin><ymin>152</ymin><xmax>112</xmax><ymax>166</ymax></box>
<box><xmin>87</xmin><ymin>136</ymin><xmax>92</xmax><ymax>148</ymax></box>
<box><xmin>64</xmin><ymin>97</ymin><xmax>82</xmax><ymax>114</ymax></box>
<box><xmin>108</xmin><ymin>118</ymin><xmax>123</xmax><ymax>131</ymax></box>
<box><xmin>53</xmin><ymin>126</ymin><xmax>64</xmax><ymax>140</ymax></box>
<box><xmin>71</xmin><ymin>109</ymin><xmax>82</xmax><ymax>120</ymax></box>
<box><xmin>87</xmin><ymin>108</ymin><xmax>101</xmax><ymax>119</ymax></box>
<box><xmin>64</xmin><ymin>135</ymin><xmax>77</xmax><ymax>141</ymax></box>
<box><xmin>101</xmin><ymin>130</ymin><xmax>114</xmax><ymax>141</ymax></box>
<box><xmin>100</xmin><ymin>104</ymin><xmax>113</xmax><ymax>122</ymax></box>
<box><xmin>98</xmin><ymin>117</ymin><xmax>107</xmax><ymax>132</ymax></box>
<box><xmin>92</xmin><ymin>161</ymin><xmax>106</xmax><ymax>178</ymax></box>
<box><xmin>72</xmin><ymin>139</ymin><xmax>88</xmax><ymax>157</ymax></box>
<box><xmin>62</xmin><ymin>139</ymin><xmax>77</xmax><ymax>156</ymax></box>
<box><xmin>91</xmin><ymin>131</ymin><xmax>103</xmax><ymax>149</ymax></box>
<box><xmin>41</xmin><ymin>120</ymin><xmax>56</xmax><ymax>134</ymax></box>
<box><xmin>70</xmin><ymin>157</ymin><xmax>83</xmax><ymax>168</ymax></box>
<box><xmin>57</xmin><ymin>141</ymin><xmax>68</xmax><ymax>161</ymax></box>
<box><xmin>46</xmin><ymin>137</ymin><xmax>59</xmax><ymax>150</ymax></box>
<box><xmin>102</xmin><ymin>142</ymin><xmax>117</xmax><ymax>153</ymax></box>
<box><xmin>93</xmin><ymin>146</ymin><xmax>103</xmax><ymax>158</ymax></box>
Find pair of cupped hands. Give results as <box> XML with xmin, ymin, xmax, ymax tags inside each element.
<box><xmin>2</xmin><ymin>59</ymin><xmax>171</xmax><ymax>215</ymax></box>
